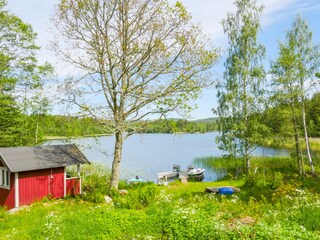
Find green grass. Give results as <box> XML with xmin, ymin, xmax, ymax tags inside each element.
<box><xmin>2</xmin><ymin>160</ymin><xmax>320</xmax><ymax>239</ymax></box>
<box><xmin>164</xmin><ymin>179</ymin><xmax>244</xmax><ymax>195</ymax></box>
<box><xmin>1</xmin><ymin>179</ymin><xmax>320</xmax><ymax>239</ymax></box>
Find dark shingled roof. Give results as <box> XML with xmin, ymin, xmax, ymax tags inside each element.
<box><xmin>0</xmin><ymin>144</ymin><xmax>90</xmax><ymax>173</ymax></box>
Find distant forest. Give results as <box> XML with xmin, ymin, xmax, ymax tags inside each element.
<box><xmin>2</xmin><ymin>90</ymin><xmax>319</xmax><ymax>148</ymax></box>
<box><xmin>35</xmin><ymin>91</ymin><xmax>320</xmax><ymax>139</ymax></box>
<box><xmin>39</xmin><ymin>116</ymin><xmax>218</xmax><ymax>138</ymax></box>
<box><xmin>11</xmin><ymin>90</ymin><xmax>320</xmax><ymax>145</ymax></box>
<box><xmin>262</xmin><ymin>92</ymin><xmax>320</xmax><ymax>138</ymax></box>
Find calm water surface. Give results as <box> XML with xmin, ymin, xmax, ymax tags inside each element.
<box><xmin>45</xmin><ymin>132</ymin><xmax>288</xmax><ymax>182</ymax></box>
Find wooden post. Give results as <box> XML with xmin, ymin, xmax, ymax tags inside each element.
<box><xmin>77</xmin><ymin>164</ymin><xmax>80</xmax><ymax>178</ymax></box>
<box><xmin>63</xmin><ymin>167</ymin><xmax>66</xmax><ymax>197</ymax></box>
<box><xmin>14</xmin><ymin>172</ymin><xmax>19</xmax><ymax>208</ymax></box>
<box><xmin>77</xmin><ymin>165</ymin><xmax>81</xmax><ymax>194</ymax></box>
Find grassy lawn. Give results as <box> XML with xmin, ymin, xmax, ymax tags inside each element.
<box><xmin>1</xmin><ymin>177</ymin><xmax>320</xmax><ymax>239</ymax></box>
<box><xmin>164</xmin><ymin>179</ymin><xmax>244</xmax><ymax>195</ymax></box>
<box><xmin>1</xmin><ymin>157</ymin><xmax>320</xmax><ymax>239</ymax></box>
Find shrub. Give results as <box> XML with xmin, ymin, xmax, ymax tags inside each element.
<box><xmin>113</xmin><ymin>183</ymin><xmax>159</xmax><ymax>209</ymax></box>
<box><xmin>82</xmin><ymin>174</ymin><xmax>110</xmax><ymax>203</ymax></box>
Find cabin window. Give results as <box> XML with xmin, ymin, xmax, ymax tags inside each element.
<box><xmin>0</xmin><ymin>167</ymin><xmax>9</xmax><ymax>189</ymax></box>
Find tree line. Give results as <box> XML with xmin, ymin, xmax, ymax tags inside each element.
<box><xmin>1</xmin><ymin>113</ymin><xmax>217</xmax><ymax>145</ymax></box>
<box><xmin>216</xmin><ymin>0</ymin><xmax>320</xmax><ymax>177</ymax></box>
<box><xmin>261</xmin><ymin>92</ymin><xmax>320</xmax><ymax>141</ymax></box>
<box><xmin>132</xmin><ymin>119</ymin><xmax>217</xmax><ymax>134</ymax></box>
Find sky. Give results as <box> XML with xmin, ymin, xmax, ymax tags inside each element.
<box><xmin>6</xmin><ymin>0</ymin><xmax>320</xmax><ymax>119</ymax></box>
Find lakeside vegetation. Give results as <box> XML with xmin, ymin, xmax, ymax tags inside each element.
<box><xmin>1</xmin><ymin>161</ymin><xmax>320</xmax><ymax>239</ymax></box>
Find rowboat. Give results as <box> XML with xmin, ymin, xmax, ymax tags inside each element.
<box><xmin>188</xmin><ymin>167</ymin><xmax>205</xmax><ymax>181</ymax></box>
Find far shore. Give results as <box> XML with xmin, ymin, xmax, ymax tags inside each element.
<box><xmin>44</xmin><ymin>133</ymin><xmax>112</xmax><ymax>141</ymax></box>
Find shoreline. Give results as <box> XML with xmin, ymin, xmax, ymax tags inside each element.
<box><xmin>43</xmin><ymin>133</ymin><xmax>112</xmax><ymax>141</ymax></box>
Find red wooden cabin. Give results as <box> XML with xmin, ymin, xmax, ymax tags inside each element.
<box><xmin>0</xmin><ymin>144</ymin><xmax>90</xmax><ymax>210</ymax></box>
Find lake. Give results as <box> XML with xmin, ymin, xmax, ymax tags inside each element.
<box><xmin>45</xmin><ymin>132</ymin><xmax>288</xmax><ymax>182</ymax></box>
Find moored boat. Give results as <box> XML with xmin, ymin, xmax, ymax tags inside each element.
<box><xmin>188</xmin><ymin>167</ymin><xmax>205</xmax><ymax>181</ymax></box>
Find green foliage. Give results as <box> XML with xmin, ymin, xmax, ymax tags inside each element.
<box><xmin>196</xmin><ymin>156</ymin><xmax>297</xmax><ymax>182</ymax></box>
<box><xmin>216</xmin><ymin>0</ymin><xmax>266</xmax><ymax>172</ymax></box>
<box><xmin>2</xmin><ymin>177</ymin><xmax>320</xmax><ymax>239</ymax></box>
<box><xmin>0</xmin><ymin>95</ymin><xmax>22</xmax><ymax>147</ymax></box>
<box><xmin>78</xmin><ymin>164</ymin><xmax>111</xmax><ymax>203</ymax></box>
<box><xmin>81</xmin><ymin>174</ymin><xmax>109</xmax><ymax>203</ymax></box>
<box><xmin>269</xmin><ymin>15</ymin><xmax>319</xmax><ymax>175</ymax></box>
<box><xmin>113</xmin><ymin>183</ymin><xmax>159</xmax><ymax>210</ymax></box>
<box><xmin>40</xmin><ymin>114</ymin><xmax>111</xmax><ymax>138</ymax></box>
<box><xmin>308</xmin><ymin>92</ymin><xmax>320</xmax><ymax>137</ymax></box>
<box><xmin>258</xmin><ymin>91</ymin><xmax>320</xmax><ymax>147</ymax></box>
<box><xmin>134</xmin><ymin>118</ymin><xmax>217</xmax><ymax>134</ymax></box>
<box><xmin>0</xmin><ymin>1</ymin><xmax>53</xmax><ymax>147</ymax></box>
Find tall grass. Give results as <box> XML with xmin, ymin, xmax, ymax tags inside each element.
<box><xmin>67</xmin><ymin>163</ymin><xmax>112</xmax><ymax>203</ymax></box>
<box><xmin>194</xmin><ymin>156</ymin><xmax>298</xmax><ymax>181</ymax></box>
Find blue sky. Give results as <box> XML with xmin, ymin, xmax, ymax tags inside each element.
<box><xmin>6</xmin><ymin>0</ymin><xmax>320</xmax><ymax>119</ymax></box>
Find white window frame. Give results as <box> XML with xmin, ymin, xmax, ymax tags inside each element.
<box><xmin>0</xmin><ymin>167</ymin><xmax>10</xmax><ymax>190</ymax></box>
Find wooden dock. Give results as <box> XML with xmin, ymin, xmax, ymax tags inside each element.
<box><xmin>179</xmin><ymin>171</ymin><xmax>189</xmax><ymax>183</ymax></box>
<box><xmin>157</xmin><ymin>171</ymin><xmax>189</xmax><ymax>185</ymax></box>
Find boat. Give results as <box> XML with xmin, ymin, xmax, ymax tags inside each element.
<box><xmin>187</xmin><ymin>167</ymin><xmax>205</xmax><ymax>181</ymax></box>
<box><xmin>128</xmin><ymin>176</ymin><xmax>144</xmax><ymax>184</ymax></box>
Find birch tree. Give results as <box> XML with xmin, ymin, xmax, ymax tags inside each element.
<box><xmin>216</xmin><ymin>0</ymin><xmax>266</xmax><ymax>174</ymax></box>
<box><xmin>270</xmin><ymin>42</ymin><xmax>304</xmax><ymax>175</ymax></box>
<box><xmin>52</xmin><ymin>0</ymin><xmax>219</xmax><ymax>189</ymax></box>
<box><xmin>287</xmin><ymin>15</ymin><xmax>319</xmax><ymax>176</ymax></box>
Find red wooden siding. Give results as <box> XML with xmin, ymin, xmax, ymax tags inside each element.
<box><xmin>19</xmin><ymin>168</ymin><xmax>65</xmax><ymax>206</ymax></box>
<box><xmin>66</xmin><ymin>178</ymin><xmax>81</xmax><ymax>196</ymax></box>
<box><xmin>0</xmin><ymin>173</ymin><xmax>15</xmax><ymax>210</ymax></box>
<box><xmin>49</xmin><ymin>168</ymin><xmax>65</xmax><ymax>198</ymax></box>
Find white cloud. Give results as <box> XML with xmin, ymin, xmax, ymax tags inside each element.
<box><xmin>261</xmin><ymin>0</ymin><xmax>299</xmax><ymax>26</ymax></box>
<box><xmin>175</xmin><ymin>0</ymin><xmax>298</xmax><ymax>38</ymax></box>
<box><xmin>7</xmin><ymin>0</ymin><xmax>303</xmax><ymax>68</ymax></box>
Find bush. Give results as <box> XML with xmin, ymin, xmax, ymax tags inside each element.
<box><xmin>82</xmin><ymin>174</ymin><xmax>110</xmax><ymax>203</ymax></box>
<box><xmin>113</xmin><ymin>183</ymin><xmax>159</xmax><ymax>209</ymax></box>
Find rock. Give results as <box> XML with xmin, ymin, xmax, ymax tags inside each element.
<box><xmin>240</xmin><ymin>216</ymin><xmax>256</xmax><ymax>225</ymax></box>
<box><xmin>104</xmin><ymin>196</ymin><xmax>113</xmax><ymax>203</ymax></box>
<box><xmin>119</xmin><ymin>189</ymin><xmax>128</xmax><ymax>195</ymax></box>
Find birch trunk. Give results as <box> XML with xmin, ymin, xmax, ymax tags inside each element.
<box><xmin>301</xmin><ymin>99</ymin><xmax>316</xmax><ymax>176</ymax></box>
<box><xmin>292</xmin><ymin>105</ymin><xmax>303</xmax><ymax>176</ymax></box>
